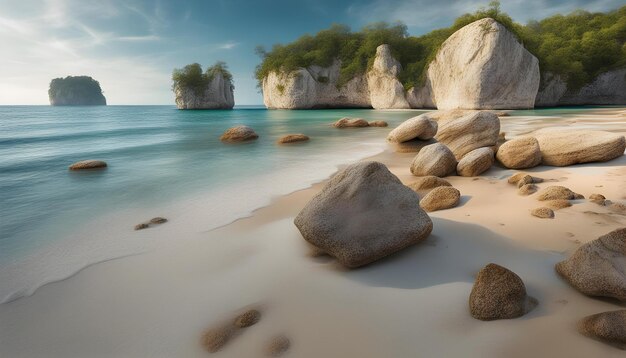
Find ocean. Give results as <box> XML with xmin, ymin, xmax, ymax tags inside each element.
<box><xmin>0</xmin><ymin>105</ymin><xmax>620</xmax><ymax>303</ymax></box>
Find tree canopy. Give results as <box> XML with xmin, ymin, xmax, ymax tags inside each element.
<box><xmin>255</xmin><ymin>1</ymin><xmax>626</xmax><ymax>90</ymax></box>
<box><xmin>172</xmin><ymin>61</ymin><xmax>233</xmax><ymax>94</ymax></box>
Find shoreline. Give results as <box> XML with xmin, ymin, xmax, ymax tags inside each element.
<box><xmin>1</xmin><ymin>107</ymin><xmax>626</xmax><ymax>357</ymax></box>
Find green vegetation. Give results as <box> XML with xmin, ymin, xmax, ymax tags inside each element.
<box><xmin>172</xmin><ymin>61</ymin><xmax>233</xmax><ymax>95</ymax></box>
<box><xmin>255</xmin><ymin>1</ymin><xmax>626</xmax><ymax>91</ymax></box>
<box><xmin>48</xmin><ymin>76</ymin><xmax>106</xmax><ymax>105</ymax></box>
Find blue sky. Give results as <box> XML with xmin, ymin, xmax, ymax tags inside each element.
<box><xmin>0</xmin><ymin>0</ymin><xmax>623</xmax><ymax>105</ymax></box>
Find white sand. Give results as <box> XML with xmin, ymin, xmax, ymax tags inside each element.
<box><xmin>1</xmin><ymin>108</ymin><xmax>626</xmax><ymax>357</ymax></box>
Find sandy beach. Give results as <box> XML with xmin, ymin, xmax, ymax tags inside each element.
<box><xmin>1</xmin><ymin>107</ymin><xmax>626</xmax><ymax>357</ymax></box>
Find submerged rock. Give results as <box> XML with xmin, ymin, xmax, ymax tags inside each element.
<box><xmin>233</xmin><ymin>309</ymin><xmax>261</xmax><ymax>328</ymax></box>
<box><xmin>220</xmin><ymin>126</ymin><xmax>259</xmax><ymax>142</ymax></box>
<box><xmin>537</xmin><ymin>186</ymin><xmax>584</xmax><ymax>201</ymax></box>
<box><xmin>387</xmin><ymin>113</ymin><xmax>438</xmax><ymax>143</ymax></box>
<box><xmin>294</xmin><ymin>161</ymin><xmax>433</xmax><ymax>268</ymax></box>
<box><xmin>589</xmin><ymin>193</ymin><xmax>607</xmax><ymax>206</ymax></box>
<box><xmin>469</xmin><ymin>263</ymin><xmax>537</xmax><ymax>321</ymax></box>
<box><xmin>456</xmin><ymin>147</ymin><xmax>494</xmax><ymax>177</ymax></box>
<box><xmin>496</xmin><ymin>137</ymin><xmax>542</xmax><ymax>169</ymax></box>
<box><xmin>420</xmin><ymin>186</ymin><xmax>461</xmax><ymax>212</ymax></box>
<box><xmin>68</xmin><ymin>160</ymin><xmax>108</xmax><ymax>171</ymax></box>
<box><xmin>333</xmin><ymin>117</ymin><xmax>370</xmax><ymax>128</ymax></box>
<box><xmin>434</xmin><ymin>111</ymin><xmax>500</xmax><ymax>160</ymax></box>
<box><xmin>410</xmin><ymin>143</ymin><xmax>457</xmax><ymax>177</ymax></box>
<box><xmin>277</xmin><ymin>134</ymin><xmax>310</xmax><ymax>144</ymax></box>
<box><xmin>368</xmin><ymin>120</ymin><xmax>388</xmax><ymax>127</ymax></box>
<box><xmin>428</xmin><ymin>18</ymin><xmax>540</xmax><ymax>110</ymax></box>
<box><xmin>556</xmin><ymin>228</ymin><xmax>626</xmax><ymax>301</ymax></box>
<box><xmin>578</xmin><ymin>310</ymin><xmax>626</xmax><ymax>350</ymax></box>
<box><xmin>535</xmin><ymin>129</ymin><xmax>625</xmax><ymax>166</ymax></box>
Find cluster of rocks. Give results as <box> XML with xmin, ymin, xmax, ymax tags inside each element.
<box><xmin>219</xmin><ymin>125</ymin><xmax>311</xmax><ymax>145</ymax></box>
<box><xmin>389</xmin><ymin>110</ymin><xmax>625</xmax><ymax>183</ymax></box>
<box><xmin>202</xmin><ymin>307</ymin><xmax>290</xmax><ymax>356</ymax></box>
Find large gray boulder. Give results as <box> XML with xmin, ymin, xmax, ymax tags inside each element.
<box><xmin>578</xmin><ymin>310</ymin><xmax>626</xmax><ymax>350</ymax></box>
<box><xmin>434</xmin><ymin>111</ymin><xmax>500</xmax><ymax>160</ymax></box>
<box><xmin>410</xmin><ymin>143</ymin><xmax>457</xmax><ymax>177</ymax></box>
<box><xmin>535</xmin><ymin>129</ymin><xmax>625</xmax><ymax>166</ymax></box>
<box><xmin>469</xmin><ymin>263</ymin><xmax>537</xmax><ymax>321</ymax></box>
<box><xmin>556</xmin><ymin>228</ymin><xmax>626</xmax><ymax>301</ymax></box>
<box><xmin>175</xmin><ymin>72</ymin><xmax>234</xmax><ymax>109</ymax></box>
<box><xmin>294</xmin><ymin>161</ymin><xmax>433</xmax><ymax>268</ymax></box>
<box><xmin>427</xmin><ymin>18</ymin><xmax>540</xmax><ymax>110</ymax></box>
<box><xmin>387</xmin><ymin>112</ymin><xmax>438</xmax><ymax>143</ymax></box>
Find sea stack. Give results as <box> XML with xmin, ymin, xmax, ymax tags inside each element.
<box><xmin>172</xmin><ymin>62</ymin><xmax>235</xmax><ymax>109</ymax></box>
<box><xmin>48</xmin><ymin>76</ymin><xmax>106</xmax><ymax>106</ymax></box>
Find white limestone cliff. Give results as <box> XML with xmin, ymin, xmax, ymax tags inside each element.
<box><xmin>175</xmin><ymin>72</ymin><xmax>234</xmax><ymax>110</ymax></box>
<box><xmin>535</xmin><ymin>69</ymin><xmax>626</xmax><ymax>107</ymax></box>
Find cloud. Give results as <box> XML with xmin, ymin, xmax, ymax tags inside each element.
<box><xmin>216</xmin><ymin>41</ymin><xmax>239</xmax><ymax>50</ymax></box>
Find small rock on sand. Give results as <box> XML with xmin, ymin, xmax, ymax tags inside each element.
<box><xmin>516</xmin><ymin>174</ymin><xmax>544</xmax><ymax>188</ymax></box>
<box><xmin>589</xmin><ymin>193</ymin><xmax>607</xmax><ymax>205</ymax></box>
<box><xmin>518</xmin><ymin>184</ymin><xmax>537</xmax><ymax>196</ymax></box>
<box><xmin>220</xmin><ymin>126</ymin><xmax>259</xmax><ymax>142</ymax></box>
<box><xmin>537</xmin><ymin>186</ymin><xmax>584</xmax><ymax>201</ymax></box>
<box><xmin>201</xmin><ymin>325</ymin><xmax>234</xmax><ymax>353</ymax></box>
<box><xmin>368</xmin><ymin>120</ymin><xmax>388</xmax><ymax>127</ymax></box>
<box><xmin>68</xmin><ymin>160</ymin><xmax>108</xmax><ymax>170</ymax></box>
<box><xmin>546</xmin><ymin>200</ymin><xmax>572</xmax><ymax>210</ymax></box>
<box><xmin>233</xmin><ymin>309</ymin><xmax>261</xmax><ymax>328</ymax></box>
<box><xmin>531</xmin><ymin>207</ymin><xmax>554</xmax><ymax>219</ymax></box>
<box><xmin>410</xmin><ymin>143</ymin><xmax>457</xmax><ymax>177</ymax></box>
<box><xmin>556</xmin><ymin>228</ymin><xmax>626</xmax><ymax>301</ymax></box>
<box><xmin>406</xmin><ymin>176</ymin><xmax>451</xmax><ymax>192</ymax></box>
<box><xmin>265</xmin><ymin>335</ymin><xmax>290</xmax><ymax>357</ymax></box>
<box><xmin>277</xmin><ymin>134</ymin><xmax>309</xmax><ymax>144</ymax></box>
<box><xmin>508</xmin><ymin>172</ymin><xmax>543</xmax><ymax>185</ymax></box>
<box><xmin>578</xmin><ymin>310</ymin><xmax>626</xmax><ymax>350</ymax></box>
<box><xmin>420</xmin><ymin>186</ymin><xmax>461</xmax><ymax>212</ymax></box>
<box><xmin>333</xmin><ymin>117</ymin><xmax>369</xmax><ymax>128</ymax></box>
<box><xmin>469</xmin><ymin>263</ymin><xmax>537</xmax><ymax>321</ymax></box>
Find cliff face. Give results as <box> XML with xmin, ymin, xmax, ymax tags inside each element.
<box><xmin>263</xmin><ymin>45</ymin><xmax>414</xmax><ymax>109</ymax></box>
<box><xmin>427</xmin><ymin>18</ymin><xmax>540</xmax><ymax>110</ymax></box>
<box><xmin>535</xmin><ymin>69</ymin><xmax>626</xmax><ymax>107</ymax></box>
<box><xmin>174</xmin><ymin>72</ymin><xmax>234</xmax><ymax>109</ymax></box>
<box><xmin>48</xmin><ymin>76</ymin><xmax>106</xmax><ymax>106</ymax></box>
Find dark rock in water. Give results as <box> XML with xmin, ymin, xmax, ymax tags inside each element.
<box><xmin>68</xmin><ymin>160</ymin><xmax>107</xmax><ymax>170</ymax></box>
<box><xmin>469</xmin><ymin>263</ymin><xmax>537</xmax><ymax>321</ymax></box>
<box><xmin>233</xmin><ymin>309</ymin><xmax>261</xmax><ymax>328</ymax></box>
<box><xmin>201</xmin><ymin>324</ymin><xmax>235</xmax><ymax>353</ymax></box>
<box><xmin>578</xmin><ymin>310</ymin><xmax>626</xmax><ymax>350</ymax></box>
<box><xmin>294</xmin><ymin>161</ymin><xmax>433</xmax><ymax>268</ymax></box>
<box><xmin>220</xmin><ymin>126</ymin><xmax>259</xmax><ymax>142</ymax></box>
<box><xmin>277</xmin><ymin>134</ymin><xmax>309</xmax><ymax>144</ymax></box>
<box><xmin>265</xmin><ymin>335</ymin><xmax>290</xmax><ymax>357</ymax></box>
<box><xmin>556</xmin><ymin>228</ymin><xmax>626</xmax><ymax>301</ymax></box>
<box><xmin>49</xmin><ymin>76</ymin><xmax>106</xmax><ymax>106</ymax></box>
<box><xmin>149</xmin><ymin>217</ymin><xmax>168</xmax><ymax>224</ymax></box>
<box><xmin>134</xmin><ymin>223</ymin><xmax>149</xmax><ymax>231</ymax></box>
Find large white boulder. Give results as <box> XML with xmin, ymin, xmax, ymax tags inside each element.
<box><xmin>535</xmin><ymin>129</ymin><xmax>625</xmax><ymax>166</ymax></box>
<box><xmin>427</xmin><ymin>18</ymin><xmax>540</xmax><ymax>110</ymax></box>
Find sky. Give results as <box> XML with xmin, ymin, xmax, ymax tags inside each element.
<box><xmin>0</xmin><ymin>0</ymin><xmax>624</xmax><ymax>105</ymax></box>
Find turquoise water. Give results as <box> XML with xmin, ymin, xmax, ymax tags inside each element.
<box><xmin>0</xmin><ymin>106</ymin><xmax>423</xmax><ymax>261</ymax></box>
<box><xmin>0</xmin><ymin>104</ymin><xmax>621</xmax><ymax>302</ymax></box>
